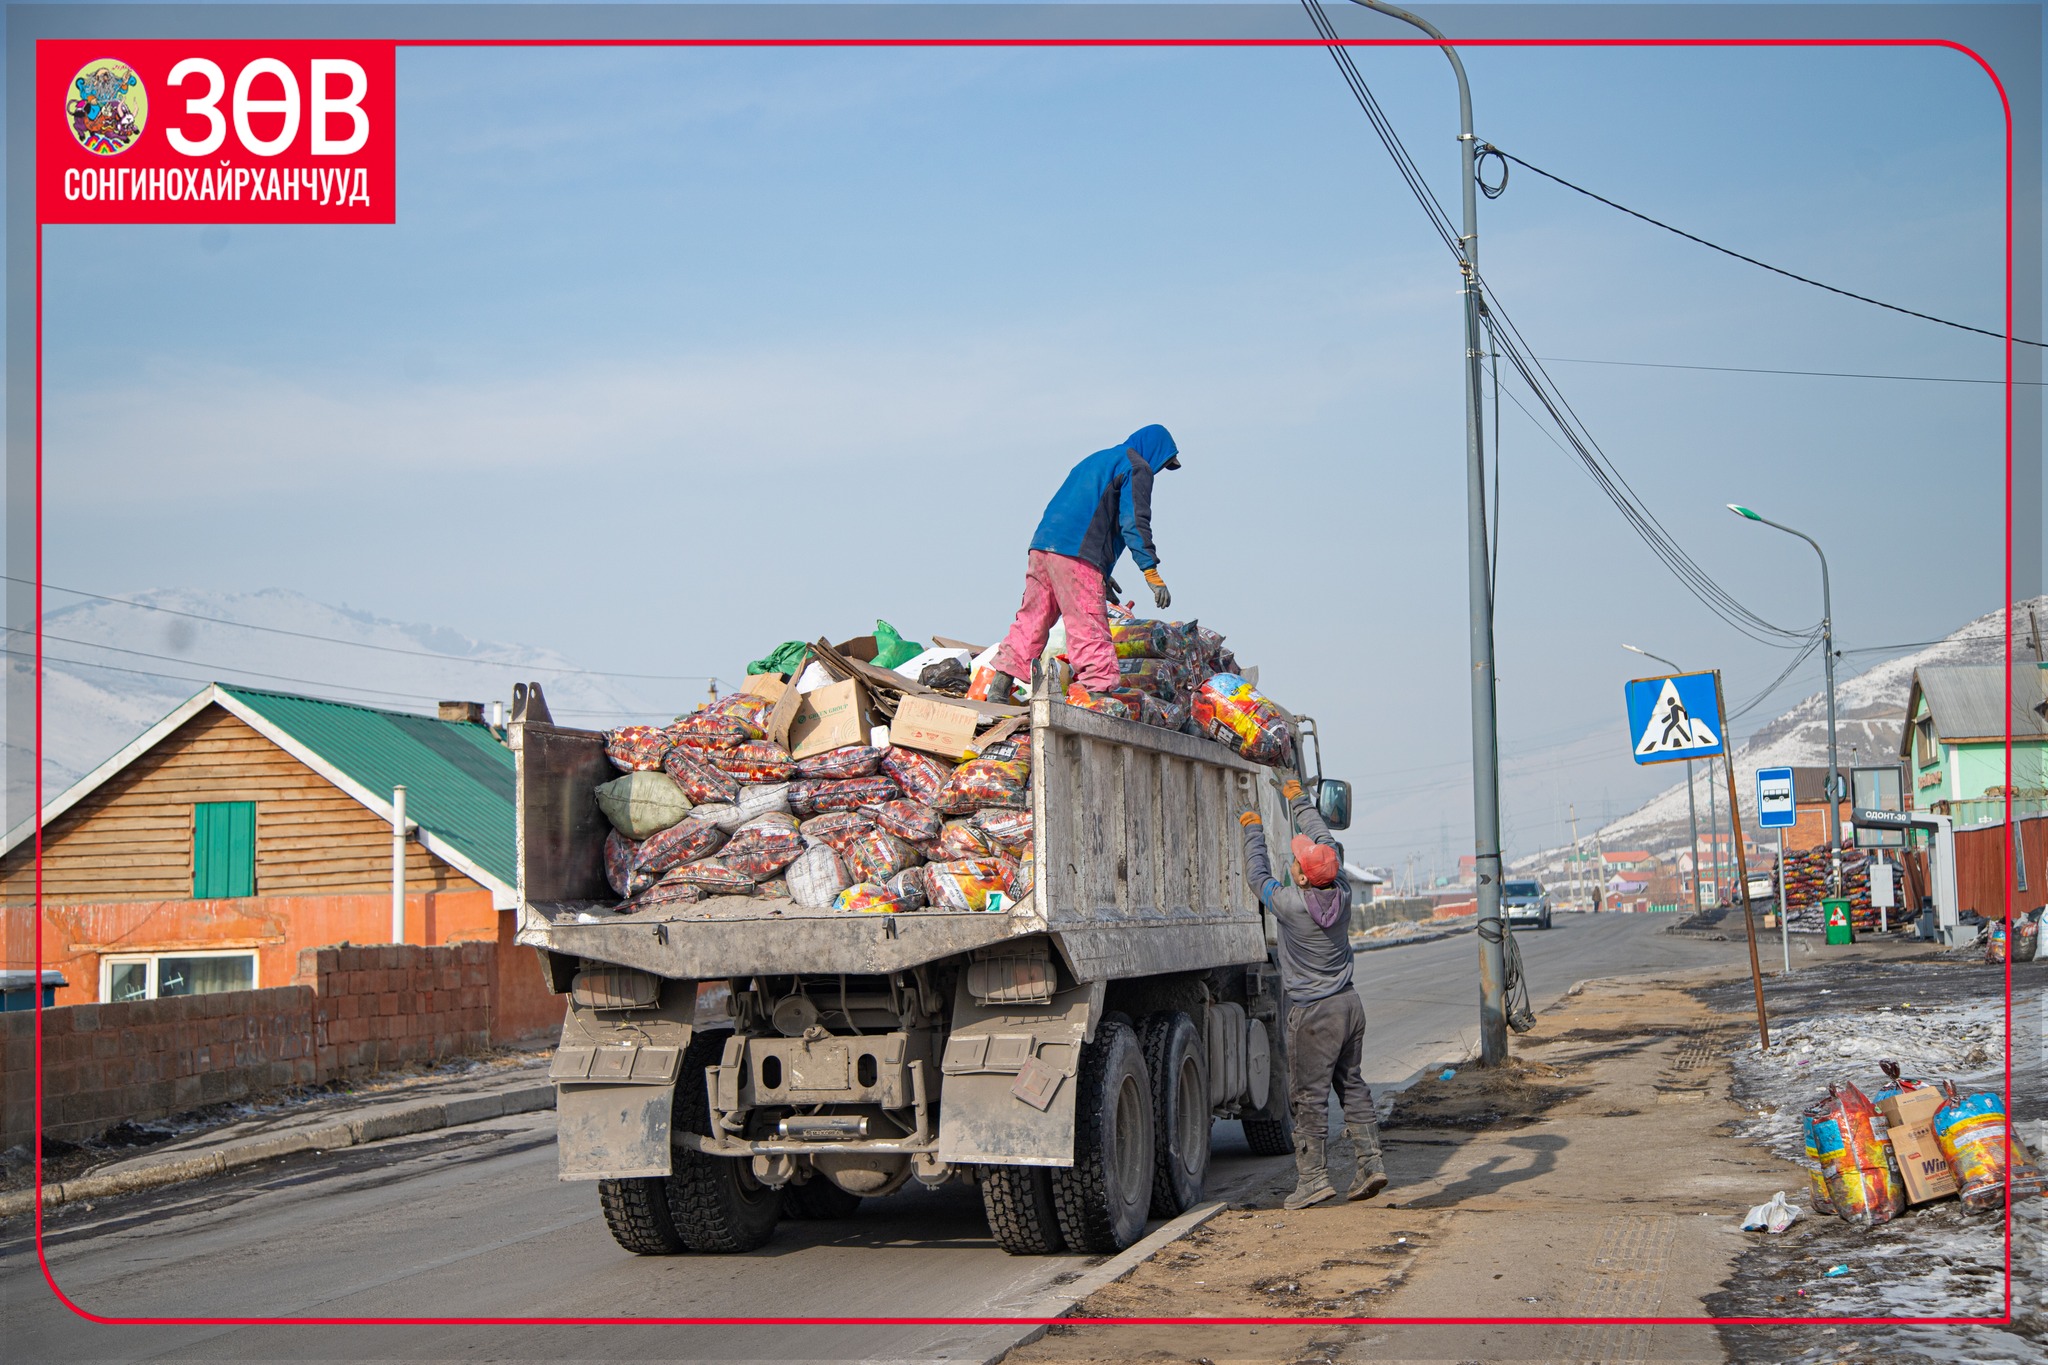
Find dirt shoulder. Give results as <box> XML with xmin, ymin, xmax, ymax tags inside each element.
<box><xmin>1010</xmin><ymin>962</ymin><xmax>1786</xmax><ymax>1364</ymax></box>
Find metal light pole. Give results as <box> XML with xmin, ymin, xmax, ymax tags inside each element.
<box><xmin>1729</xmin><ymin>505</ymin><xmax>1842</xmax><ymax>891</ymax></box>
<box><xmin>1346</xmin><ymin>0</ymin><xmax>1507</xmax><ymax>1066</ymax></box>
<box><xmin>1624</xmin><ymin>645</ymin><xmax>1703</xmax><ymax>914</ymax></box>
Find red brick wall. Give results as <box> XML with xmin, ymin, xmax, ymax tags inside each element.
<box><xmin>2</xmin><ymin>938</ymin><xmax>561</xmax><ymax>1153</ymax></box>
<box><xmin>3</xmin><ymin>986</ymin><xmax>317</xmax><ymax>1151</ymax></box>
<box><xmin>293</xmin><ymin>942</ymin><xmax>493</xmax><ymax>1079</ymax></box>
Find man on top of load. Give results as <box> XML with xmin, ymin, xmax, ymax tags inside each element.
<box><xmin>1237</xmin><ymin>774</ymin><xmax>1389</xmax><ymax>1210</ymax></box>
<box><xmin>979</xmin><ymin>424</ymin><xmax>1180</xmax><ymax>704</ymax></box>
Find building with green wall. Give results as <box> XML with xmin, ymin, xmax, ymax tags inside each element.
<box><xmin>1900</xmin><ymin>664</ymin><xmax>2048</xmax><ymax>829</ymax></box>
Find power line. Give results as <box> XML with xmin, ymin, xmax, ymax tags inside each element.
<box><xmin>4</xmin><ymin>576</ymin><xmax>715</xmax><ymax>683</ymax></box>
<box><xmin>1538</xmin><ymin>355</ymin><xmax>2042</xmax><ymax>387</ymax></box>
<box><xmin>1490</xmin><ymin>146</ymin><xmax>2042</xmax><ymax>349</ymax></box>
<box><xmin>1295</xmin><ymin>5</ymin><xmax>1816</xmax><ymax>651</ymax></box>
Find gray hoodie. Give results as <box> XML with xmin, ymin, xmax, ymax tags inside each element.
<box><xmin>1242</xmin><ymin>792</ymin><xmax>1354</xmax><ymax>1008</ymax></box>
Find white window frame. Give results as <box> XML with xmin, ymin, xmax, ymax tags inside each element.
<box><xmin>99</xmin><ymin>949</ymin><xmax>260</xmax><ymax>1003</ymax></box>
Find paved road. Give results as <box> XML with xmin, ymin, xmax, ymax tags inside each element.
<box><xmin>1</xmin><ymin>914</ymin><xmax>1747</xmax><ymax>1364</ymax></box>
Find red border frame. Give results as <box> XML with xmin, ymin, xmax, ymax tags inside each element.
<box><xmin>28</xmin><ymin>32</ymin><xmax>2021</xmax><ymax>1334</ymax></box>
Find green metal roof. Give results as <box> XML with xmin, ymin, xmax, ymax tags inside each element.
<box><xmin>219</xmin><ymin>686</ymin><xmax>515</xmax><ymax>891</ymax></box>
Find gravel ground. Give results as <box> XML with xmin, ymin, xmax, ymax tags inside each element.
<box><xmin>1696</xmin><ymin>952</ymin><xmax>2045</xmax><ymax>1363</ymax></box>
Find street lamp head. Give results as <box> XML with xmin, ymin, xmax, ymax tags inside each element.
<box><xmin>1727</xmin><ymin>504</ymin><xmax>1762</xmax><ymax>521</ymax></box>
<box><xmin>1622</xmin><ymin>644</ymin><xmax>1646</xmax><ymax>656</ymax></box>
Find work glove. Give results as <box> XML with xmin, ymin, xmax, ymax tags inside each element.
<box><xmin>1143</xmin><ymin>568</ymin><xmax>1171</xmax><ymax>611</ymax></box>
<box><xmin>1104</xmin><ymin>575</ymin><xmax>1123</xmax><ymax>604</ymax></box>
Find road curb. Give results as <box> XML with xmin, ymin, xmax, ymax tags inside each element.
<box><xmin>967</xmin><ymin>1196</ymin><xmax>1236</xmax><ymax>1364</ymax></box>
<box><xmin>0</xmin><ymin>1081</ymin><xmax>556</xmax><ymax>1221</ymax></box>
<box><xmin>1352</xmin><ymin>919</ymin><xmax>1477</xmax><ymax>954</ymax></box>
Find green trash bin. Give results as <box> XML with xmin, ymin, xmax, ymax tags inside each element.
<box><xmin>1823</xmin><ymin>898</ymin><xmax>1855</xmax><ymax>945</ymax></box>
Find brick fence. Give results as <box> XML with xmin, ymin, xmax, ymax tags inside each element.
<box><xmin>4</xmin><ymin>940</ymin><xmax>548</xmax><ymax>1153</ymax></box>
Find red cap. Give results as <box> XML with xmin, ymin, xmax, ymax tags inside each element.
<box><xmin>1292</xmin><ymin>835</ymin><xmax>1339</xmax><ymax>888</ymax></box>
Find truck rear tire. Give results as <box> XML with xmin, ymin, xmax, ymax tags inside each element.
<box><xmin>1053</xmin><ymin>1019</ymin><xmax>1155</xmax><ymax>1253</ymax></box>
<box><xmin>1141</xmin><ymin>1011</ymin><xmax>1210</xmax><ymax>1217</ymax></box>
<box><xmin>1240</xmin><ymin>1007</ymin><xmax>1295</xmax><ymax>1157</ymax></box>
<box><xmin>671</xmin><ymin>1031</ymin><xmax>783</xmax><ymax>1253</ymax></box>
<box><xmin>981</xmin><ymin>1164</ymin><xmax>1066</xmax><ymax>1255</ymax></box>
<box><xmin>784</xmin><ymin>1178</ymin><xmax>863</xmax><ymax>1220</ymax></box>
<box><xmin>597</xmin><ymin>1176</ymin><xmax>688</xmax><ymax>1255</ymax></box>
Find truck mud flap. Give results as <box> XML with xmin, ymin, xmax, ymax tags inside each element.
<box><xmin>937</xmin><ymin>978</ymin><xmax>1104</xmax><ymax>1167</ymax></box>
<box><xmin>551</xmin><ymin>1041</ymin><xmax>687</xmax><ymax>1180</ymax></box>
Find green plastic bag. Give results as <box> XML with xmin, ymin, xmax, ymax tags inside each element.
<box><xmin>872</xmin><ymin>620</ymin><xmax>925</xmax><ymax>671</ymax></box>
<box><xmin>748</xmin><ymin>640</ymin><xmax>810</xmax><ymax>677</ymax></box>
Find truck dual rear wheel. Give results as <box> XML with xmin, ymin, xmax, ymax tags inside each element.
<box><xmin>597</xmin><ymin>1176</ymin><xmax>688</xmax><ymax>1255</ymax></box>
<box><xmin>981</xmin><ymin>1164</ymin><xmax>1066</xmax><ymax>1255</ymax></box>
<box><xmin>1140</xmin><ymin>1011</ymin><xmax>1210</xmax><ymax>1217</ymax></box>
<box><xmin>595</xmin><ymin>1031</ymin><xmax>783</xmax><ymax>1256</ymax></box>
<box><xmin>1052</xmin><ymin>1019</ymin><xmax>1155</xmax><ymax>1252</ymax></box>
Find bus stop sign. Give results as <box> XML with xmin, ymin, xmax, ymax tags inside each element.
<box><xmin>1756</xmin><ymin>766</ymin><xmax>1796</xmax><ymax>830</ymax></box>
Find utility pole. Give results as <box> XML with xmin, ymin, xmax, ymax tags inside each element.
<box><xmin>1346</xmin><ymin>0</ymin><xmax>1508</xmax><ymax>1067</ymax></box>
<box><xmin>1730</xmin><ymin>504</ymin><xmax>1842</xmax><ymax>894</ymax></box>
<box><xmin>1569</xmin><ymin>803</ymin><xmax>1581</xmax><ymax>907</ymax></box>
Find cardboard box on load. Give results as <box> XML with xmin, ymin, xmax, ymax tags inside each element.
<box><xmin>890</xmin><ymin>695</ymin><xmax>981</xmax><ymax>761</ymax></box>
<box><xmin>789</xmin><ymin>679</ymin><xmax>871</xmax><ymax>760</ymax></box>
<box><xmin>1878</xmin><ymin>1087</ymin><xmax>1960</xmax><ymax>1204</ymax></box>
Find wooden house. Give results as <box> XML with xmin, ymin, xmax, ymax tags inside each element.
<box><xmin>0</xmin><ymin>685</ymin><xmax>556</xmax><ymax>1034</ymax></box>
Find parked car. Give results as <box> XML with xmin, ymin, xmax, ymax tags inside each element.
<box><xmin>1502</xmin><ymin>879</ymin><xmax>1552</xmax><ymax>930</ymax></box>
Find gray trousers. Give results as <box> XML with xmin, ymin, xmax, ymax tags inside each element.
<box><xmin>1286</xmin><ymin>990</ymin><xmax>1377</xmax><ymax>1143</ymax></box>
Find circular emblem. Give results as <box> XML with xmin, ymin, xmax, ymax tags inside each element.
<box><xmin>67</xmin><ymin>58</ymin><xmax>146</xmax><ymax>156</ymax></box>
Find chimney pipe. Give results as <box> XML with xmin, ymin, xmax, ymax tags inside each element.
<box><xmin>391</xmin><ymin>785</ymin><xmax>408</xmax><ymax>944</ymax></box>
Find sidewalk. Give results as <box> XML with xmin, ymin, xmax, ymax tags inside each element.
<box><xmin>1007</xmin><ymin>959</ymin><xmax>1792</xmax><ymax>1364</ymax></box>
<box><xmin>0</xmin><ymin>1047</ymin><xmax>554</xmax><ymax>1221</ymax></box>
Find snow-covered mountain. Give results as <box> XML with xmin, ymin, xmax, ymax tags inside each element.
<box><xmin>1532</xmin><ymin>598</ymin><xmax>2039</xmax><ymax>870</ymax></box>
<box><xmin>10</xmin><ymin>587</ymin><xmax>676</xmax><ymax>800</ymax></box>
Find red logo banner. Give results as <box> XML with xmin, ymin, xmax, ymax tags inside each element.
<box><xmin>38</xmin><ymin>39</ymin><xmax>396</xmax><ymax>225</ymax></box>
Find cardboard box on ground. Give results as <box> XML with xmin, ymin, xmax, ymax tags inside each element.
<box><xmin>1878</xmin><ymin>1087</ymin><xmax>1960</xmax><ymax>1204</ymax></box>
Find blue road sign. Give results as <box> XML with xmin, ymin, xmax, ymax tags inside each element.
<box><xmin>1756</xmin><ymin>766</ymin><xmax>1796</xmax><ymax>829</ymax></box>
<box><xmin>1624</xmin><ymin>672</ymin><xmax>1727</xmax><ymax>765</ymax></box>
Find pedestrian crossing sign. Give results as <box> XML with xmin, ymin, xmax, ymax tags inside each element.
<box><xmin>1624</xmin><ymin>672</ymin><xmax>1726</xmax><ymax>765</ymax></box>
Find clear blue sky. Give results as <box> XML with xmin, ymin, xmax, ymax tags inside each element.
<box><xmin>38</xmin><ymin>7</ymin><xmax>2017</xmax><ymax>868</ymax></box>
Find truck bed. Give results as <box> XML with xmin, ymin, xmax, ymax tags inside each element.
<box><xmin>515</xmin><ymin>696</ymin><xmax>1277</xmax><ymax>981</ymax></box>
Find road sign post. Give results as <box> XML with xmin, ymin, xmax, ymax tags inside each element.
<box><xmin>1756</xmin><ymin>767</ymin><xmax>1795</xmax><ymax>976</ymax></box>
<box><xmin>1625</xmin><ymin>670</ymin><xmax>1771</xmax><ymax>1050</ymax></box>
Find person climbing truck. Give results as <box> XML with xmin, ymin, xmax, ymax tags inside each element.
<box><xmin>980</xmin><ymin>423</ymin><xmax>1181</xmax><ymax>703</ymax></box>
<box><xmin>1237</xmin><ymin>774</ymin><xmax>1389</xmax><ymax>1210</ymax></box>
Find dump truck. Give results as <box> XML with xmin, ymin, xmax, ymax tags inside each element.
<box><xmin>511</xmin><ymin>681</ymin><xmax>1351</xmax><ymax>1256</ymax></box>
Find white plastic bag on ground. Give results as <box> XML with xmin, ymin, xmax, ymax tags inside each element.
<box><xmin>1741</xmin><ymin>1191</ymin><xmax>1802</xmax><ymax>1233</ymax></box>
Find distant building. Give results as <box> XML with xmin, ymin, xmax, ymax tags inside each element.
<box><xmin>1343</xmin><ymin>864</ymin><xmax>1385</xmax><ymax>905</ymax></box>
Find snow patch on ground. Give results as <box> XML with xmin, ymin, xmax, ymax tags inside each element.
<box><xmin>1725</xmin><ymin>997</ymin><xmax>2027</xmax><ymax>1329</ymax></box>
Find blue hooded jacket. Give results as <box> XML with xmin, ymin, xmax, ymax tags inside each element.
<box><xmin>1029</xmin><ymin>425</ymin><xmax>1179</xmax><ymax>579</ymax></box>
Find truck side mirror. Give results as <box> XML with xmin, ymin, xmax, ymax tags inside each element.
<box><xmin>1315</xmin><ymin>778</ymin><xmax>1352</xmax><ymax>831</ymax></box>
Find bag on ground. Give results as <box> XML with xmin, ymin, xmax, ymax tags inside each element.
<box><xmin>1933</xmin><ymin>1082</ymin><xmax>2048</xmax><ymax>1208</ymax></box>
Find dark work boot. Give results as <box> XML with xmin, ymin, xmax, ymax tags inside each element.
<box><xmin>1284</xmin><ymin>1134</ymin><xmax>1336</xmax><ymax>1210</ymax></box>
<box><xmin>1345</xmin><ymin>1121</ymin><xmax>1389</xmax><ymax>1202</ymax></box>
<box><xmin>983</xmin><ymin>670</ymin><xmax>1017</xmax><ymax>703</ymax></box>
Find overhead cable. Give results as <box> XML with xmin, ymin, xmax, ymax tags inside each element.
<box><xmin>4</xmin><ymin>575</ymin><xmax>714</xmax><ymax>683</ymax></box>
<box><xmin>1489</xmin><ymin>146</ymin><xmax>2043</xmax><ymax>349</ymax></box>
<box><xmin>1297</xmin><ymin>3</ymin><xmax>1817</xmax><ymax>650</ymax></box>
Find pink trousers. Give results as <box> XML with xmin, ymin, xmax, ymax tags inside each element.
<box><xmin>992</xmin><ymin>550</ymin><xmax>1120</xmax><ymax>692</ymax></box>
